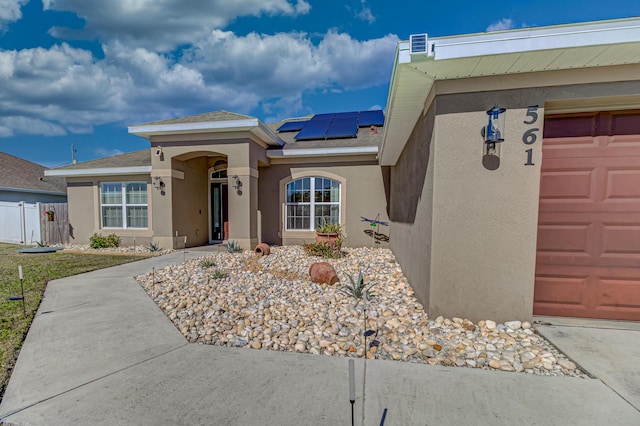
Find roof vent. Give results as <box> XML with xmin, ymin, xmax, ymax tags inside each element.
<box><xmin>410</xmin><ymin>34</ymin><xmax>428</xmax><ymax>54</ymax></box>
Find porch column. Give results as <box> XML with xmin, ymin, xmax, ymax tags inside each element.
<box><xmin>226</xmin><ymin>167</ymin><xmax>259</xmax><ymax>250</ymax></box>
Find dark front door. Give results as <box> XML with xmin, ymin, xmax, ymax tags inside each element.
<box><xmin>211</xmin><ymin>183</ymin><xmax>228</xmax><ymax>241</ymax></box>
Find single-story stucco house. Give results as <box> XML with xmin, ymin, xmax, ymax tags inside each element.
<box><xmin>47</xmin><ymin>17</ymin><xmax>640</xmax><ymax>323</ymax></box>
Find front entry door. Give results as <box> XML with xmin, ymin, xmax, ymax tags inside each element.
<box><xmin>211</xmin><ymin>182</ymin><xmax>228</xmax><ymax>241</ymax></box>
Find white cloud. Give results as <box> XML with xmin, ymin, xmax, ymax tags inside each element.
<box><xmin>486</xmin><ymin>18</ymin><xmax>514</xmax><ymax>32</ymax></box>
<box><xmin>0</xmin><ymin>0</ymin><xmax>28</xmax><ymax>31</ymax></box>
<box><xmin>43</xmin><ymin>0</ymin><xmax>312</xmax><ymax>51</ymax></box>
<box><xmin>355</xmin><ymin>1</ymin><xmax>375</xmax><ymax>24</ymax></box>
<box><xmin>95</xmin><ymin>147</ymin><xmax>124</xmax><ymax>157</ymax></box>
<box><xmin>0</xmin><ymin>27</ymin><xmax>397</xmax><ymax>137</ymax></box>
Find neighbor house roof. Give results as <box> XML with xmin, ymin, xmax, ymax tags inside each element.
<box><xmin>129</xmin><ymin>110</ymin><xmax>284</xmax><ymax>147</ymax></box>
<box><xmin>381</xmin><ymin>17</ymin><xmax>640</xmax><ymax>165</ymax></box>
<box><xmin>0</xmin><ymin>152</ymin><xmax>67</xmax><ymax>195</ymax></box>
<box><xmin>45</xmin><ymin>149</ymin><xmax>151</xmax><ymax>177</ymax></box>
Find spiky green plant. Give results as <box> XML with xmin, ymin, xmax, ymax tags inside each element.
<box><xmin>200</xmin><ymin>258</ymin><xmax>216</xmax><ymax>268</ymax></box>
<box><xmin>340</xmin><ymin>271</ymin><xmax>375</xmax><ymax>300</ymax></box>
<box><xmin>211</xmin><ymin>269</ymin><xmax>228</xmax><ymax>279</ymax></box>
<box><xmin>303</xmin><ymin>242</ymin><xmax>342</xmax><ymax>259</ymax></box>
<box><xmin>147</xmin><ymin>241</ymin><xmax>161</xmax><ymax>252</ymax></box>
<box><xmin>226</xmin><ymin>240</ymin><xmax>243</xmax><ymax>253</ymax></box>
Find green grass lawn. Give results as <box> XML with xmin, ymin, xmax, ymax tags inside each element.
<box><xmin>0</xmin><ymin>244</ymin><xmax>149</xmax><ymax>401</ymax></box>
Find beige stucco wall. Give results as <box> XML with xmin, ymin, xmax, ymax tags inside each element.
<box><xmin>66</xmin><ymin>175</ymin><xmax>153</xmax><ymax>246</ymax></box>
<box><xmin>389</xmin><ymin>71</ymin><xmax>640</xmax><ymax>323</ymax></box>
<box><xmin>258</xmin><ymin>159</ymin><xmax>389</xmax><ymax>248</ymax></box>
<box><xmin>149</xmin><ymin>137</ymin><xmax>264</xmax><ymax>249</ymax></box>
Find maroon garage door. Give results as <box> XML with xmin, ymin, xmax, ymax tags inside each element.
<box><xmin>534</xmin><ymin>110</ymin><xmax>640</xmax><ymax>321</ymax></box>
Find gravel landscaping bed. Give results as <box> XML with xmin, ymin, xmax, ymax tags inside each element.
<box><xmin>135</xmin><ymin>246</ymin><xmax>585</xmax><ymax>377</ymax></box>
<box><xmin>61</xmin><ymin>243</ymin><xmax>173</xmax><ymax>255</ymax></box>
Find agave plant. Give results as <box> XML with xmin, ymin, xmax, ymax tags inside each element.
<box><xmin>147</xmin><ymin>241</ymin><xmax>161</xmax><ymax>252</ymax></box>
<box><xmin>200</xmin><ymin>258</ymin><xmax>216</xmax><ymax>268</ymax></box>
<box><xmin>340</xmin><ymin>271</ymin><xmax>375</xmax><ymax>300</ymax></box>
<box><xmin>226</xmin><ymin>240</ymin><xmax>243</xmax><ymax>253</ymax></box>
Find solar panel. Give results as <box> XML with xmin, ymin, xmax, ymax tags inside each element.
<box><xmin>358</xmin><ymin>110</ymin><xmax>384</xmax><ymax>127</ymax></box>
<box><xmin>277</xmin><ymin>121</ymin><xmax>308</xmax><ymax>132</ymax></box>
<box><xmin>334</xmin><ymin>111</ymin><xmax>359</xmax><ymax>119</ymax></box>
<box><xmin>294</xmin><ymin>116</ymin><xmax>332</xmax><ymax>140</ymax></box>
<box><xmin>325</xmin><ymin>117</ymin><xmax>358</xmax><ymax>139</ymax></box>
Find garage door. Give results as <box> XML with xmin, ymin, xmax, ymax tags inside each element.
<box><xmin>534</xmin><ymin>110</ymin><xmax>640</xmax><ymax>321</ymax></box>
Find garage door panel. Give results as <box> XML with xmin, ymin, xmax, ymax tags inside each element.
<box><xmin>539</xmin><ymin>167</ymin><xmax>596</xmax><ymax>201</ymax></box>
<box><xmin>536</xmin><ymin>110</ymin><xmax>640</xmax><ymax>321</ymax></box>
<box><xmin>604</xmin><ymin>168</ymin><xmax>640</xmax><ymax>201</ymax></box>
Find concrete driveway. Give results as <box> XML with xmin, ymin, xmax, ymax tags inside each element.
<box><xmin>1</xmin><ymin>251</ymin><xmax>638</xmax><ymax>425</ymax></box>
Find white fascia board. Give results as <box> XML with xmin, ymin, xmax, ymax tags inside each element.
<box><xmin>254</xmin><ymin>122</ymin><xmax>285</xmax><ymax>147</ymax></box>
<box><xmin>0</xmin><ymin>186</ymin><xmax>66</xmax><ymax>196</ymax></box>
<box><xmin>45</xmin><ymin>166</ymin><xmax>152</xmax><ymax>177</ymax></box>
<box><xmin>430</xmin><ymin>18</ymin><xmax>640</xmax><ymax>60</ymax></box>
<box><xmin>267</xmin><ymin>146</ymin><xmax>378</xmax><ymax>158</ymax></box>
<box><xmin>128</xmin><ymin>119</ymin><xmax>260</xmax><ymax>136</ymax></box>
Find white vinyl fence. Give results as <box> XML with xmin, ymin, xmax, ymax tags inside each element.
<box><xmin>0</xmin><ymin>201</ymin><xmax>42</xmax><ymax>244</ymax></box>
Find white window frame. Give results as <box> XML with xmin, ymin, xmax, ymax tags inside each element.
<box><xmin>285</xmin><ymin>176</ymin><xmax>341</xmax><ymax>231</ymax></box>
<box><xmin>100</xmin><ymin>182</ymin><xmax>148</xmax><ymax>229</ymax></box>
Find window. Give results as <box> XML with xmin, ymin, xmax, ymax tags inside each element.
<box><xmin>101</xmin><ymin>182</ymin><xmax>148</xmax><ymax>228</ymax></box>
<box><xmin>286</xmin><ymin>177</ymin><xmax>340</xmax><ymax>230</ymax></box>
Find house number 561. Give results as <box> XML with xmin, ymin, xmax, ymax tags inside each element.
<box><xmin>523</xmin><ymin>106</ymin><xmax>539</xmax><ymax>166</ymax></box>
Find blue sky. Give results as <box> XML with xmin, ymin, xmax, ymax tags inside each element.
<box><xmin>0</xmin><ymin>1</ymin><xmax>638</xmax><ymax>167</ymax></box>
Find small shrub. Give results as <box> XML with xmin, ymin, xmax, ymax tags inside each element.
<box><xmin>200</xmin><ymin>258</ymin><xmax>216</xmax><ymax>268</ymax></box>
<box><xmin>340</xmin><ymin>271</ymin><xmax>375</xmax><ymax>300</ymax></box>
<box><xmin>316</xmin><ymin>217</ymin><xmax>343</xmax><ymax>234</ymax></box>
<box><xmin>147</xmin><ymin>241</ymin><xmax>161</xmax><ymax>252</ymax></box>
<box><xmin>303</xmin><ymin>242</ymin><xmax>342</xmax><ymax>259</ymax></box>
<box><xmin>226</xmin><ymin>240</ymin><xmax>243</xmax><ymax>253</ymax></box>
<box><xmin>211</xmin><ymin>269</ymin><xmax>228</xmax><ymax>279</ymax></box>
<box><xmin>90</xmin><ymin>233</ymin><xmax>121</xmax><ymax>249</ymax></box>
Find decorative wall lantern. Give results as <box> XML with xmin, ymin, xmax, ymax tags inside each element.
<box><xmin>152</xmin><ymin>176</ymin><xmax>165</xmax><ymax>190</ymax></box>
<box><xmin>231</xmin><ymin>175</ymin><xmax>243</xmax><ymax>196</ymax></box>
<box><xmin>480</xmin><ymin>104</ymin><xmax>506</xmax><ymax>171</ymax></box>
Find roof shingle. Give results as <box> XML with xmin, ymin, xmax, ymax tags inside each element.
<box><xmin>0</xmin><ymin>152</ymin><xmax>67</xmax><ymax>193</ymax></box>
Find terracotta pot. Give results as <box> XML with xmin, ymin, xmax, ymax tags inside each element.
<box><xmin>309</xmin><ymin>262</ymin><xmax>338</xmax><ymax>285</ymax></box>
<box><xmin>254</xmin><ymin>243</ymin><xmax>270</xmax><ymax>256</ymax></box>
<box><xmin>315</xmin><ymin>232</ymin><xmax>340</xmax><ymax>247</ymax></box>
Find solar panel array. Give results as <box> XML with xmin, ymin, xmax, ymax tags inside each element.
<box><xmin>276</xmin><ymin>120</ymin><xmax>308</xmax><ymax>132</ymax></box>
<box><xmin>283</xmin><ymin>110</ymin><xmax>384</xmax><ymax>141</ymax></box>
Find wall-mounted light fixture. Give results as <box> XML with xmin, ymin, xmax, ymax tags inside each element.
<box><xmin>154</xmin><ymin>146</ymin><xmax>163</xmax><ymax>156</ymax></box>
<box><xmin>152</xmin><ymin>176</ymin><xmax>166</xmax><ymax>195</ymax></box>
<box><xmin>480</xmin><ymin>104</ymin><xmax>506</xmax><ymax>171</ymax></box>
<box><xmin>231</xmin><ymin>175</ymin><xmax>243</xmax><ymax>196</ymax></box>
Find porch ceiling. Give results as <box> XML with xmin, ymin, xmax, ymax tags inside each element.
<box><xmin>380</xmin><ymin>17</ymin><xmax>640</xmax><ymax>166</ymax></box>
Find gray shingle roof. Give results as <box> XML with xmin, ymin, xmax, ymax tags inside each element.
<box><xmin>52</xmin><ymin>149</ymin><xmax>150</xmax><ymax>171</ymax></box>
<box><xmin>133</xmin><ymin>111</ymin><xmax>256</xmax><ymax>127</ymax></box>
<box><xmin>0</xmin><ymin>152</ymin><xmax>67</xmax><ymax>193</ymax></box>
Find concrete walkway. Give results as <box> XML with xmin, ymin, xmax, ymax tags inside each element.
<box><xmin>1</xmin><ymin>251</ymin><xmax>639</xmax><ymax>425</ymax></box>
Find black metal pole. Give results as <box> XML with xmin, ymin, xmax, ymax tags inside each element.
<box><xmin>349</xmin><ymin>359</ymin><xmax>355</xmax><ymax>426</ymax></box>
<box><xmin>19</xmin><ymin>265</ymin><xmax>26</xmax><ymax>316</ymax></box>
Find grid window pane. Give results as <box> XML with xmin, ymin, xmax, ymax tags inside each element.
<box><xmin>100</xmin><ymin>181</ymin><xmax>148</xmax><ymax>229</ymax></box>
<box><xmin>127</xmin><ymin>206</ymin><xmax>148</xmax><ymax>228</ymax></box>
<box><xmin>101</xmin><ymin>183</ymin><xmax>122</xmax><ymax>204</ymax></box>
<box><xmin>126</xmin><ymin>182</ymin><xmax>147</xmax><ymax>204</ymax></box>
<box><xmin>285</xmin><ymin>177</ymin><xmax>340</xmax><ymax>231</ymax></box>
<box><xmin>102</xmin><ymin>206</ymin><xmax>123</xmax><ymax>228</ymax></box>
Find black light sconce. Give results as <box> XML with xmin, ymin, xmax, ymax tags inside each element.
<box><xmin>152</xmin><ymin>176</ymin><xmax>166</xmax><ymax>195</ymax></box>
<box><xmin>231</xmin><ymin>175</ymin><xmax>243</xmax><ymax>196</ymax></box>
<box><xmin>480</xmin><ymin>104</ymin><xmax>506</xmax><ymax>170</ymax></box>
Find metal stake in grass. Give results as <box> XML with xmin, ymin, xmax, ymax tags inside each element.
<box><xmin>8</xmin><ymin>265</ymin><xmax>27</xmax><ymax>316</ymax></box>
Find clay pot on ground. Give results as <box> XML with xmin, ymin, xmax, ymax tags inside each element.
<box><xmin>315</xmin><ymin>232</ymin><xmax>340</xmax><ymax>247</ymax></box>
<box><xmin>254</xmin><ymin>243</ymin><xmax>270</xmax><ymax>256</ymax></box>
<box><xmin>309</xmin><ymin>262</ymin><xmax>338</xmax><ymax>285</ymax></box>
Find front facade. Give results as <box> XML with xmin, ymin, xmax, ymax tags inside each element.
<box><xmin>48</xmin><ymin>17</ymin><xmax>640</xmax><ymax>323</ymax></box>
<box><xmin>48</xmin><ymin>111</ymin><xmax>390</xmax><ymax>250</ymax></box>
